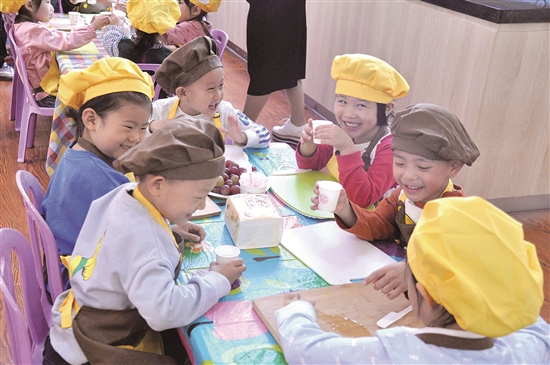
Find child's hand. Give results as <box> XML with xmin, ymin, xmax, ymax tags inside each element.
<box><xmin>310</xmin><ymin>182</ymin><xmax>349</xmax><ymax>215</ymax></box>
<box><xmin>108</xmin><ymin>13</ymin><xmax>123</xmax><ymax>27</ymax></box>
<box><xmin>283</xmin><ymin>292</ymin><xmax>315</xmax><ymax>307</ymax></box>
<box><xmin>364</xmin><ymin>262</ymin><xmax>407</xmax><ymax>300</ymax></box>
<box><xmin>316</xmin><ymin>124</ymin><xmax>356</xmax><ymax>155</ymax></box>
<box><xmin>210</xmin><ymin>259</ymin><xmax>246</xmax><ymax>285</ymax></box>
<box><xmin>297</xmin><ymin>118</ymin><xmax>317</xmax><ymax>157</ymax></box>
<box><xmin>172</xmin><ymin>222</ymin><xmax>205</xmax><ymax>243</ymax></box>
<box><xmin>225</xmin><ymin>114</ymin><xmax>247</xmax><ymax>145</ymax></box>
<box><xmin>90</xmin><ymin>13</ymin><xmax>111</xmax><ymax>30</ymax></box>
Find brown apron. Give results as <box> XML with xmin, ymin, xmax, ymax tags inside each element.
<box><xmin>395</xmin><ymin>198</ymin><xmax>415</xmax><ymax>247</ymax></box>
<box><xmin>72</xmin><ymin>232</ymin><xmax>184</xmax><ymax>364</ymax></box>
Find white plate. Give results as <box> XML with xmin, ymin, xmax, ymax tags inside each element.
<box><xmin>207</xmin><ymin>145</ymin><xmax>257</xmax><ymax>199</ymax></box>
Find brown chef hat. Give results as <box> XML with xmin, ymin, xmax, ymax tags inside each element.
<box><xmin>114</xmin><ymin>117</ymin><xmax>225</xmax><ymax>180</ymax></box>
<box><xmin>155</xmin><ymin>36</ymin><xmax>222</xmax><ymax>94</ymax></box>
<box><xmin>391</xmin><ymin>104</ymin><xmax>480</xmax><ymax>166</ymax></box>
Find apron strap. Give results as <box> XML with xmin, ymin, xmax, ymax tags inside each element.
<box><xmin>77</xmin><ymin>137</ymin><xmax>114</xmax><ymax>168</ymax></box>
<box><xmin>361</xmin><ymin>125</ymin><xmax>390</xmax><ymax>171</ymax></box>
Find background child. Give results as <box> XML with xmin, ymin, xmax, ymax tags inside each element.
<box><xmin>41</xmin><ymin>57</ymin><xmax>155</xmax><ymax>290</ymax></box>
<box><xmin>297</xmin><ymin>54</ymin><xmax>409</xmax><ymax>208</ymax></box>
<box><xmin>44</xmin><ymin>120</ymin><xmax>246</xmax><ymax>365</ymax></box>
<box><xmin>313</xmin><ymin>103</ymin><xmax>480</xmax><ymax>298</ymax></box>
<box><xmin>150</xmin><ymin>35</ymin><xmax>270</xmax><ymax>148</ymax></box>
<box><xmin>102</xmin><ymin>0</ymin><xmax>178</xmax><ymax>63</ymax></box>
<box><xmin>276</xmin><ymin>197</ymin><xmax>548</xmax><ymax>364</ymax></box>
<box><xmin>11</xmin><ymin>0</ymin><xmax>110</xmax><ymax>106</ymax></box>
<box><xmin>160</xmin><ymin>0</ymin><xmax>220</xmax><ymax>47</ymax></box>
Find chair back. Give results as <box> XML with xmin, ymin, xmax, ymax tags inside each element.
<box><xmin>211</xmin><ymin>28</ymin><xmax>228</xmax><ymax>60</ymax></box>
<box><xmin>137</xmin><ymin>63</ymin><xmax>163</xmax><ymax>101</ymax></box>
<box><xmin>0</xmin><ymin>228</ymin><xmax>50</xmax><ymax>364</ymax></box>
<box><xmin>15</xmin><ymin>170</ymin><xmax>64</xmax><ymax>323</ymax></box>
<box><xmin>2</xmin><ymin>13</ymin><xmax>23</xmax><ymax>124</ymax></box>
<box><xmin>8</xmin><ymin>27</ymin><xmax>55</xmax><ymax>162</ymax></box>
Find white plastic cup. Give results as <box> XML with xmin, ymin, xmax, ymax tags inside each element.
<box><xmin>311</xmin><ymin>120</ymin><xmax>333</xmax><ymax>144</ymax></box>
<box><xmin>215</xmin><ymin>245</ymin><xmax>241</xmax><ymax>264</ymax></box>
<box><xmin>317</xmin><ymin>180</ymin><xmax>343</xmax><ymax>212</ymax></box>
<box><xmin>68</xmin><ymin>11</ymin><xmax>80</xmax><ymax>25</ymax></box>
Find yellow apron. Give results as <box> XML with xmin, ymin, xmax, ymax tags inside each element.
<box><xmin>39</xmin><ymin>52</ymin><xmax>61</xmax><ymax>96</ymax></box>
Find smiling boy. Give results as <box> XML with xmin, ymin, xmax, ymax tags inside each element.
<box><xmin>149</xmin><ymin>36</ymin><xmax>270</xmax><ymax>148</ymax></box>
<box><xmin>319</xmin><ymin>103</ymin><xmax>480</xmax><ymax>298</ymax></box>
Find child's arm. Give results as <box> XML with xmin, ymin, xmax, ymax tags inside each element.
<box><xmin>220</xmin><ymin>103</ymin><xmax>270</xmax><ymax>148</ymax></box>
<box><xmin>160</xmin><ymin>20</ymin><xmax>208</xmax><ymax>46</ymax></box>
<box><xmin>297</xmin><ymin>118</ymin><xmax>316</xmax><ymax>156</ymax></box>
<box><xmin>337</xmin><ymin>136</ymin><xmax>396</xmax><ymax>208</ymax></box>
<box><xmin>15</xmin><ymin>20</ymin><xmax>104</xmax><ymax>53</ymax></box>
<box><xmin>334</xmin><ymin>190</ymin><xmax>401</xmax><ymax>242</ymax></box>
<box><xmin>171</xmin><ymin>221</ymin><xmax>205</xmax><ymax>243</ymax></box>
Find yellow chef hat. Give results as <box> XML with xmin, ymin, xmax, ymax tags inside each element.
<box><xmin>408</xmin><ymin>197</ymin><xmax>543</xmax><ymax>338</ymax></box>
<box><xmin>331</xmin><ymin>54</ymin><xmax>409</xmax><ymax>104</ymax></box>
<box><xmin>190</xmin><ymin>0</ymin><xmax>221</xmax><ymax>13</ymax></box>
<box><xmin>127</xmin><ymin>0</ymin><xmax>180</xmax><ymax>35</ymax></box>
<box><xmin>0</xmin><ymin>0</ymin><xmax>25</xmax><ymax>13</ymax></box>
<box><xmin>58</xmin><ymin>57</ymin><xmax>154</xmax><ymax>109</ymax></box>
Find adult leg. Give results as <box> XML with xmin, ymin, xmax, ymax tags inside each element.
<box><xmin>284</xmin><ymin>80</ymin><xmax>306</xmax><ymax>127</ymax></box>
<box><xmin>243</xmin><ymin>93</ymin><xmax>271</xmax><ymax>122</ymax></box>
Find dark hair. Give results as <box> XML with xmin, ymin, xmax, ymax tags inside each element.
<box><xmin>14</xmin><ymin>0</ymin><xmax>42</xmax><ymax>23</ymax></box>
<box><xmin>183</xmin><ymin>0</ymin><xmax>208</xmax><ymax>22</ymax></box>
<box><xmin>129</xmin><ymin>30</ymin><xmax>161</xmax><ymax>61</ymax></box>
<box><xmin>376</xmin><ymin>103</ymin><xmax>389</xmax><ymax>126</ymax></box>
<box><xmin>404</xmin><ymin>262</ymin><xmax>457</xmax><ymax>329</ymax></box>
<box><xmin>65</xmin><ymin>92</ymin><xmax>152</xmax><ymax>138</ymax></box>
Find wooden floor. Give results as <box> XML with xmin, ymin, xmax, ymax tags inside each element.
<box><xmin>0</xmin><ymin>49</ymin><xmax>548</xmax><ymax>364</ymax></box>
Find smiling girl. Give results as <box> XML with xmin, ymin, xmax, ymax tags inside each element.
<box><xmin>296</xmin><ymin>54</ymin><xmax>409</xmax><ymax>208</ymax></box>
<box><xmin>11</xmin><ymin>0</ymin><xmax>110</xmax><ymax>106</ymax></box>
<box><xmin>42</xmin><ymin>58</ymin><xmax>154</xmax><ymax>290</ymax></box>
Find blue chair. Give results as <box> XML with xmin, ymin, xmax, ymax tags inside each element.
<box><xmin>0</xmin><ymin>228</ymin><xmax>50</xmax><ymax>364</ymax></box>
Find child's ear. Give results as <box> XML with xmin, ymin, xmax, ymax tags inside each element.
<box><xmin>147</xmin><ymin>175</ymin><xmax>166</xmax><ymax>196</ymax></box>
<box><xmin>449</xmin><ymin>160</ymin><xmax>464</xmax><ymax>177</ymax></box>
<box><xmin>385</xmin><ymin>102</ymin><xmax>395</xmax><ymax>117</ymax></box>
<box><xmin>24</xmin><ymin>0</ymin><xmax>34</xmax><ymax>11</ymax></box>
<box><xmin>191</xmin><ymin>5</ymin><xmax>202</xmax><ymax>17</ymax></box>
<box><xmin>81</xmin><ymin>108</ymin><xmax>99</xmax><ymax>131</ymax></box>
<box><xmin>175</xmin><ymin>86</ymin><xmax>187</xmax><ymax>98</ymax></box>
<box><xmin>416</xmin><ymin>282</ymin><xmax>437</xmax><ymax>309</ymax></box>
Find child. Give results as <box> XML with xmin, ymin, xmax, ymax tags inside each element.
<box><xmin>41</xmin><ymin>57</ymin><xmax>155</xmax><ymax>290</ymax></box>
<box><xmin>102</xmin><ymin>0</ymin><xmax>178</xmax><ymax>63</ymax></box>
<box><xmin>160</xmin><ymin>0</ymin><xmax>220</xmax><ymax>47</ymax></box>
<box><xmin>297</xmin><ymin>54</ymin><xmax>409</xmax><ymax>208</ymax></box>
<box><xmin>44</xmin><ymin>120</ymin><xmax>247</xmax><ymax>364</ymax></box>
<box><xmin>276</xmin><ymin>197</ymin><xmax>548</xmax><ymax>364</ymax></box>
<box><xmin>11</xmin><ymin>0</ymin><xmax>110</xmax><ymax>107</ymax></box>
<box><xmin>314</xmin><ymin>103</ymin><xmax>480</xmax><ymax>298</ymax></box>
<box><xmin>150</xmin><ymin>35</ymin><xmax>270</xmax><ymax>148</ymax></box>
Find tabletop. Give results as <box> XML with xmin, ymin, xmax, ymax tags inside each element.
<box><xmin>46</xmin><ymin>14</ymin><xmax>110</xmax><ymax>176</ymax></box>
<box><xmin>176</xmin><ymin>143</ymin><xmax>406</xmax><ymax>365</ymax></box>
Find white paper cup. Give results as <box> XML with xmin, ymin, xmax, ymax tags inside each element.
<box><xmin>311</xmin><ymin>120</ymin><xmax>333</xmax><ymax>144</ymax></box>
<box><xmin>215</xmin><ymin>245</ymin><xmax>241</xmax><ymax>264</ymax></box>
<box><xmin>87</xmin><ymin>0</ymin><xmax>97</xmax><ymax>4</ymax></box>
<box><xmin>317</xmin><ymin>180</ymin><xmax>343</xmax><ymax>212</ymax></box>
<box><xmin>68</xmin><ymin>12</ymin><xmax>80</xmax><ymax>25</ymax></box>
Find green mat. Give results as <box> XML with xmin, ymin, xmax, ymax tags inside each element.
<box><xmin>269</xmin><ymin>171</ymin><xmax>338</xmax><ymax>219</ymax></box>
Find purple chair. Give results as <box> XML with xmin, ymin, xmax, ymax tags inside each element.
<box><xmin>137</xmin><ymin>63</ymin><xmax>163</xmax><ymax>101</ymax></box>
<box><xmin>15</xmin><ymin>170</ymin><xmax>64</xmax><ymax>325</ymax></box>
<box><xmin>2</xmin><ymin>12</ymin><xmax>23</xmax><ymax>125</ymax></box>
<box><xmin>8</xmin><ymin>27</ymin><xmax>55</xmax><ymax>162</ymax></box>
<box><xmin>211</xmin><ymin>28</ymin><xmax>228</xmax><ymax>60</ymax></box>
<box><xmin>0</xmin><ymin>228</ymin><xmax>50</xmax><ymax>364</ymax></box>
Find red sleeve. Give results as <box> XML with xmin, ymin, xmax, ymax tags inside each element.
<box><xmin>334</xmin><ymin>188</ymin><xmax>400</xmax><ymax>242</ymax></box>
<box><xmin>337</xmin><ymin>135</ymin><xmax>397</xmax><ymax>208</ymax></box>
<box><xmin>295</xmin><ymin>143</ymin><xmax>334</xmax><ymax>170</ymax></box>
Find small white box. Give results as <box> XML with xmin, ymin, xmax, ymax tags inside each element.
<box><xmin>224</xmin><ymin>194</ymin><xmax>284</xmax><ymax>249</ymax></box>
